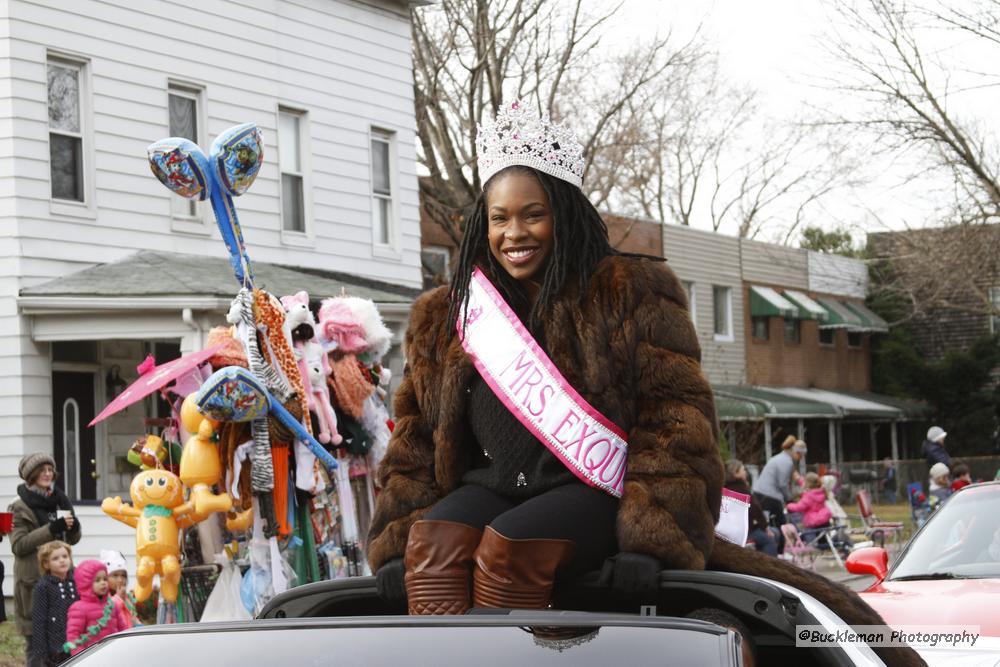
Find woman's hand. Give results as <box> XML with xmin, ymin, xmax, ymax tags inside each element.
<box><xmin>375</xmin><ymin>558</ymin><xmax>406</xmax><ymax>602</ymax></box>
<box><xmin>598</xmin><ymin>552</ymin><xmax>662</xmax><ymax>595</ymax></box>
<box><xmin>48</xmin><ymin>518</ymin><xmax>69</xmax><ymax>535</ymax></box>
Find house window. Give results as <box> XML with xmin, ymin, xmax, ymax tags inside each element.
<box><xmin>279</xmin><ymin>108</ymin><xmax>307</xmax><ymax>233</ymax></box>
<box><xmin>682</xmin><ymin>281</ymin><xmax>697</xmax><ymax>323</ymax></box>
<box><xmin>751</xmin><ymin>316</ymin><xmax>769</xmax><ymax>341</ymax></box>
<box><xmin>713</xmin><ymin>286</ymin><xmax>732</xmax><ymax>341</ymax></box>
<box><xmin>819</xmin><ymin>328</ymin><xmax>835</xmax><ymax>346</ymax></box>
<box><xmin>990</xmin><ymin>287</ymin><xmax>1000</xmax><ymax>334</ymax></box>
<box><xmin>168</xmin><ymin>84</ymin><xmax>202</xmax><ymax>218</ymax></box>
<box><xmin>47</xmin><ymin>58</ymin><xmax>86</xmax><ymax>202</ymax></box>
<box><xmin>848</xmin><ymin>331</ymin><xmax>863</xmax><ymax>348</ymax></box>
<box><xmin>371</xmin><ymin>129</ymin><xmax>395</xmax><ymax>246</ymax></box>
<box><xmin>421</xmin><ymin>246</ymin><xmax>451</xmax><ymax>289</ymax></box>
<box><xmin>784</xmin><ymin>318</ymin><xmax>801</xmax><ymax>344</ymax></box>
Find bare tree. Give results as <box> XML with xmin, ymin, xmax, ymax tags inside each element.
<box><xmin>823</xmin><ymin>0</ymin><xmax>1000</xmax><ymax>321</ymax></box>
<box><xmin>412</xmin><ymin>0</ymin><xmax>705</xmax><ymax>240</ymax></box>
<box><xmin>713</xmin><ymin>123</ymin><xmax>856</xmax><ymax>241</ymax></box>
<box><xmin>824</xmin><ymin>0</ymin><xmax>1000</xmax><ymax>218</ymax></box>
<box><xmin>607</xmin><ymin>52</ymin><xmax>854</xmax><ymax>241</ymax></box>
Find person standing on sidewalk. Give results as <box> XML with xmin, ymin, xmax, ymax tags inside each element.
<box><xmin>8</xmin><ymin>453</ymin><xmax>81</xmax><ymax>649</ymax></box>
<box><xmin>752</xmin><ymin>437</ymin><xmax>807</xmax><ymax>551</ymax></box>
<box><xmin>922</xmin><ymin>426</ymin><xmax>950</xmax><ymax>468</ymax></box>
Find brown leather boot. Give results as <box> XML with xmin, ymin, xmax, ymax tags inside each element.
<box><xmin>472</xmin><ymin>526</ymin><xmax>575</xmax><ymax>609</ymax></box>
<box><xmin>404</xmin><ymin>520</ymin><xmax>483</xmax><ymax>615</ymax></box>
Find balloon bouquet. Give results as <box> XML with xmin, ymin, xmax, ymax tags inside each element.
<box><xmin>102</xmin><ymin>123</ymin><xmax>337</xmax><ymax>611</ymax></box>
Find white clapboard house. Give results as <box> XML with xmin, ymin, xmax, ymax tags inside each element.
<box><xmin>1</xmin><ymin>0</ymin><xmax>427</xmax><ymax>588</ymax></box>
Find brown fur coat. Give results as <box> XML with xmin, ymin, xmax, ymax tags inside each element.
<box><xmin>368</xmin><ymin>255</ymin><xmax>722</xmax><ymax>571</ymax></box>
<box><xmin>368</xmin><ymin>255</ymin><xmax>924</xmax><ymax>666</ymax></box>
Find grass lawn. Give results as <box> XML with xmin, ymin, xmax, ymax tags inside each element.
<box><xmin>0</xmin><ymin>622</ymin><xmax>25</xmax><ymax>667</ymax></box>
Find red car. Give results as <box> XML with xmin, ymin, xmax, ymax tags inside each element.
<box><xmin>847</xmin><ymin>481</ymin><xmax>1000</xmax><ymax>664</ymax></box>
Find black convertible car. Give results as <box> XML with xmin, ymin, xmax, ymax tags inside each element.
<box><xmin>64</xmin><ymin>569</ymin><xmax>884</xmax><ymax>666</ymax></box>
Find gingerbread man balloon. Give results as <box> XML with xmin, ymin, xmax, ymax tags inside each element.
<box><xmin>102</xmin><ymin>469</ymin><xmax>198</xmax><ymax>603</ymax></box>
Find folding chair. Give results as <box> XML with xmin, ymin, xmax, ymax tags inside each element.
<box><xmin>823</xmin><ymin>476</ymin><xmax>873</xmax><ymax>549</ymax></box>
<box><xmin>780</xmin><ymin>523</ymin><xmax>819</xmax><ymax>570</ymax></box>
<box><xmin>855</xmin><ymin>490</ymin><xmax>905</xmax><ymax>548</ymax></box>
<box><xmin>798</xmin><ymin>523</ymin><xmax>848</xmax><ymax>569</ymax></box>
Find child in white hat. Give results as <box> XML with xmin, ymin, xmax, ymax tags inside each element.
<box><xmin>100</xmin><ymin>550</ymin><xmax>137</xmax><ymax>628</ymax></box>
<box><xmin>928</xmin><ymin>462</ymin><xmax>951</xmax><ymax>510</ymax></box>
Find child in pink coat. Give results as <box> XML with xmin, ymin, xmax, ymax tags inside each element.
<box><xmin>63</xmin><ymin>560</ymin><xmax>125</xmax><ymax>656</ymax></box>
<box><xmin>786</xmin><ymin>472</ymin><xmax>833</xmax><ymax>528</ymax></box>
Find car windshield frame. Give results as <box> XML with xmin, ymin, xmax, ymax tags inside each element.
<box><xmin>887</xmin><ymin>482</ymin><xmax>1000</xmax><ymax>582</ymax></box>
<box><xmin>64</xmin><ymin>614</ymin><xmax>740</xmax><ymax>667</ymax></box>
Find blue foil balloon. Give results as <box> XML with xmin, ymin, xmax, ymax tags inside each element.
<box><xmin>147</xmin><ymin>123</ymin><xmax>263</xmax><ymax>286</ymax></box>
<box><xmin>195</xmin><ymin>366</ymin><xmax>339</xmax><ymax>473</ymax></box>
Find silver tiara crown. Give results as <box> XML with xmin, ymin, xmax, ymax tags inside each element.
<box><xmin>476</xmin><ymin>100</ymin><xmax>585</xmax><ymax>189</ymax></box>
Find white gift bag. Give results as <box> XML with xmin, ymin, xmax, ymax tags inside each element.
<box><xmin>200</xmin><ymin>554</ymin><xmax>252</xmax><ymax>622</ymax></box>
<box><xmin>714</xmin><ymin>488</ymin><xmax>750</xmax><ymax>546</ymax></box>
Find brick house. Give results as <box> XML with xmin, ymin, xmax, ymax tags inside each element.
<box><xmin>869</xmin><ymin>225</ymin><xmax>1000</xmax><ymax>361</ymax></box>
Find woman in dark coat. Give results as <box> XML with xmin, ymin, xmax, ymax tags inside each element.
<box><xmin>367</xmin><ymin>101</ymin><xmax>923</xmax><ymax>667</ymax></box>
<box><xmin>8</xmin><ymin>453</ymin><xmax>81</xmax><ymax>645</ymax></box>
<box><xmin>725</xmin><ymin>459</ymin><xmax>777</xmax><ymax>556</ymax></box>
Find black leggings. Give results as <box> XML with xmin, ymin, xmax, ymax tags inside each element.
<box><xmin>424</xmin><ymin>483</ymin><xmax>619</xmax><ymax>578</ymax></box>
<box><xmin>754</xmin><ymin>493</ymin><xmax>788</xmax><ymax>552</ymax></box>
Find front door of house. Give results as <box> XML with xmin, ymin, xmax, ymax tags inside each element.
<box><xmin>52</xmin><ymin>371</ymin><xmax>97</xmax><ymax>500</ymax></box>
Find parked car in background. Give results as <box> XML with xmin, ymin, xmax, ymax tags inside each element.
<box><xmin>848</xmin><ymin>481</ymin><xmax>1000</xmax><ymax>664</ymax></box>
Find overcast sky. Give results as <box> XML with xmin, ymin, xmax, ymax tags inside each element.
<box><xmin>604</xmin><ymin>0</ymin><xmax>1000</xmax><ymax>242</ymax></box>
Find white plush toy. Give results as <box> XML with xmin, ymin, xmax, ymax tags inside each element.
<box><xmin>280</xmin><ymin>290</ymin><xmax>315</xmax><ymax>359</ymax></box>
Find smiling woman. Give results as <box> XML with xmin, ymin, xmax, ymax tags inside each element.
<box><xmin>365</xmin><ymin>99</ymin><xmax>923</xmax><ymax>667</ymax></box>
<box><xmin>485</xmin><ymin>170</ymin><xmax>555</xmax><ymax>291</ymax></box>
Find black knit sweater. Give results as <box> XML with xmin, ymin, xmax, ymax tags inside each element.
<box><xmin>462</xmin><ymin>373</ymin><xmax>575</xmax><ymax>498</ymax></box>
<box><xmin>30</xmin><ymin>572</ymin><xmax>78</xmax><ymax>661</ymax></box>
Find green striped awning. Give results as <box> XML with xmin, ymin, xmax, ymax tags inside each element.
<box><xmin>842</xmin><ymin>301</ymin><xmax>889</xmax><ymax>333</ymax></box>
<box><xmin>750</xmin><ymin>286</ymin><xmax>798</xmax><ymax>319</ymax></box>
<box><xmin>783</xmin><ymin>290</ymin><xmax>829</xmax><ymax>321</ymax></box>
<box><xmin>816</xmin><ymin>298</ymin><xmax>865</xmax><ymax>330</ymax></box>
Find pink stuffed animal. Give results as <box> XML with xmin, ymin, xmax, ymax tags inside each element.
<box><xmin>280</xmin><ymin>291</ymin><xmax>342</xmax><ymax>447</ymax></box>
<box><xmin>318</xmin><ymin>299</ymin><xmax>368</xmax><ymax>354</ymax></box>
<box><xmin>303</xmin><ymin>340</ymin><xmax>341</xmax><ymax>446</ymax></box>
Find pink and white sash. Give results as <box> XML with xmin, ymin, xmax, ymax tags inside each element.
<box><xmin>458</xmin><ymin>268</ymin><xmax>629</xmax><ymax>497</ymax></box>
<box><xmin>457</xmin><ymin>268</ymin><xmax>749</xmax><ymax>545</ymax></box>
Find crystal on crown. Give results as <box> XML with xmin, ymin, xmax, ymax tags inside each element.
<box><xmin>476</xmin><ymin>100</ymin><xmax>585</xmax><ymax>189</ymax></box>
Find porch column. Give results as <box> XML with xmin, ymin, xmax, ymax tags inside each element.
<box><xmin>890</xmin><ymin>421</ymin><xmax>900</xmax><ymax>462</ymax></box>
<box><xmin>764</xmin><ymin>419</ymin><xmax>772</xmax><ymax>460</ymax></box>
<box><xmin>836</xmin><ymin>421</ymin><xmax>844</xmax><ymax>467</ymax></box>
<box><xmin>869</xmin><ymin>423</ymin><xmax>878</xmax><ymax>461</ymax></box>
<box><xmin>828</xmin><ymin>420</ymin><xmax>837</xmax><ymax>468</ymax></box>
<box><xmin>797</xmin><ymin>418</ymin><xmax>807</xmax><ymax>475</ymax></box>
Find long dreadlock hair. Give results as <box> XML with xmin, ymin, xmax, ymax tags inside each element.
<box><xmin>447</xmin><ymin>165</ymin><xmax>660</xmax><ymax>335</ymax></box>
